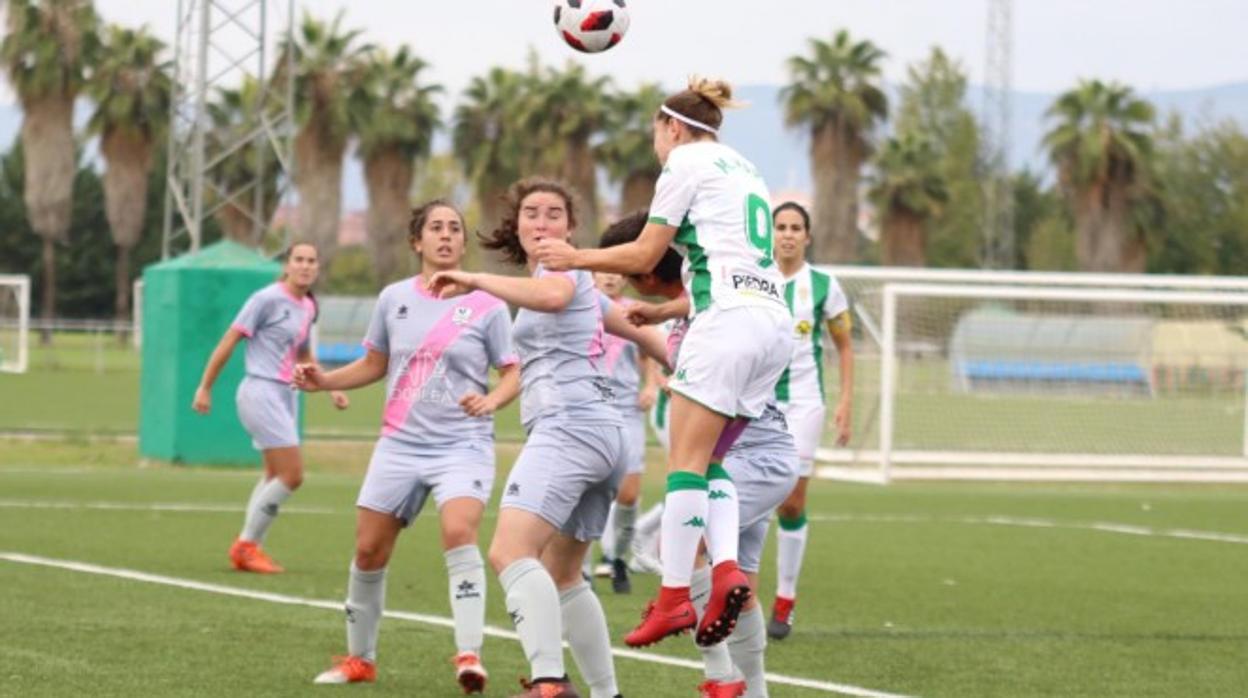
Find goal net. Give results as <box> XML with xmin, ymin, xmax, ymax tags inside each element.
<box><xmin>0</xmin><ymin>274</ymin><xmax>30</xmax><ymax>374</ymax></box>
<box><xmin>814</xmin><ymin>269</ymin><xmax>1248</xmax><ymax>483</ymax></box>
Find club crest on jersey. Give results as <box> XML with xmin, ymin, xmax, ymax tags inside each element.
<box><xmin>796</xmin><ymin>320</ymin><xmax>813</xmax><ymax>336</ymax></box>
<box><xmin>452</xmin><ymin>306</ymin><xmax>473</xmax><ymax>326</ymax></box>
<box><xmin>730</xmin><ymin>273</ymin><xmax>780</xmax><ymax>299</ymax></box>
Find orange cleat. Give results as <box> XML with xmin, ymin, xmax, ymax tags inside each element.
<box><xmin>695</xmin><ymin>561</ymin><xmax>751</xmax><ymax>647</ymax></box>
<box><xmin>699</xmin><ymin>679</ymin><xmax>747</xmax><ymax>697</ymax></box>
<box><xmin>312</xmin><ymin>655</ymin><xmax>377</xmax><ymax>684</ymax></box>
<box><xmin>624</xmin><ymin>586</ymin><xmax>697</xmax><ymax>648</ymax></box>
<box><xmin>453</xmin><ymin>651</ymin><xmax>488</xmax><ymax>694</ymax></box>
<box><xmin>228</xmin><ymin>538</ymin><xmax>284</xmax><ymax>574</ymax></box>
<box><xmin>511</xmin><ymin>676</ymin><xmax>580</xmax><ymax>697</ymax></box>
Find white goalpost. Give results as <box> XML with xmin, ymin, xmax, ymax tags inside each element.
<box><xmin>814</xmin><ymin>269</ymin><xmax>1248</xmax><ymax>484</ymax></box>
<box><xmin>0</xmin><ymin>274</ymin><xmax>30</xmax><ymax>374</ymax></box>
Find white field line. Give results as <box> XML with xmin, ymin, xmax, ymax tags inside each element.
<box><xmin>808</xmin><ymin>513</ymin><xmax>1248</xmax><ymax>546</ymax></box>
<box><xmin>0</xmin><ymin>552</ymin><xmax>913</xmax><ymax>698</ymax></box>
<box><xmin>0</xmin><ymin>499</ymin><xmax>338</xmax><ymax>515</ymax></box>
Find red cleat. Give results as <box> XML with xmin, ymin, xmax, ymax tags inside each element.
<box><xmin>228</xmin><ymin>538</ymin><xmax>283</xmax><ymax>574</ymax></box>
<box><xmin>768</xmin><ymin>596</ymin><xmax>795</xmax><ymax>640</ymax></box>
<box><xmin>313</xmin><ymin>655</ymin><xmax>376</xmax><ymax>684</ymax></box>
<box><xmin>695</xmin><ymin>561</ymin><xmax>751</xmax><ymax>647</ymax></box>
<box><xmin>699</xmin><ymin>678</ymin><xmax>747</xmax><ymax>697</ymax></box>
<box><xmin>512</xmin><ymin>676</ymin><xmax>580</xmax><ymax>697</ymax></box>
<box><xmin>624</xmin><ymin>586</ymin><xmax>697</xmax><ymax>647</ymax></box>
<box><xmin>453</xmin><ymin>651</ymin><xmax>488</xmax><ymax>694</ymax></box>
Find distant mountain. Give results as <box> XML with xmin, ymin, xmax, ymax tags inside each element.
<box><xmin>2</xmin><ymin>81</ymin><xmax>1245</xmax><ymax>210</ymax></box>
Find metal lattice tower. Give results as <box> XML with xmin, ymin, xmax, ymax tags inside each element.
<box><xmin>162</xmin><ymin>0</ymin><xmax>296</xmax><ymax>258</ymax></box>
<box><xmin>981</xmin><ymin>0</ymin><xmax>1015</xmax><ymax>268</ymax></box>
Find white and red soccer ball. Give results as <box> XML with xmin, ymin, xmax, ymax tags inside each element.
<box><xmin>553</xmin><ymin>0</ymin><xmax>631</xmax><ymax>54</ymax></box>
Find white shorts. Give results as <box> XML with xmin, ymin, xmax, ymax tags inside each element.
<box><xmin>235</xmin><ymin>377</ymin><xmax>299</xmax><ymax>450</ymax></box>
<box><xmin>726</xmin><ymin>441</ymin><xmax>800</xmax><ymax>574</ymax></box>
<box><xmin>502</xmin><ymin>421</ymin><xmax>625</xmax><ymax>542</ymax></box>
<box><xmin>357</xmin><ymin>438</ymin><xmax>495</xmax><ymax>526</ymax></box>
<box><xmin>779</xmin><ymin>401</ymin><xmax>826</xmax><ymax>477</ymax></box>
<box><xmin>619</xmin><ymin>408</ymin><xmax>648</xmax><ymax>475</ymax></box>
<box><xmin>668</xmin><ymin>305</ymin><xmax>792</xmax><ymax>419</ymax></box>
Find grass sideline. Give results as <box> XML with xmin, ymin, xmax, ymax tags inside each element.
<box><xmin>3</xmin><ymin>438</ymin><xmax>1248</xmax><ymax>696</ymax></box>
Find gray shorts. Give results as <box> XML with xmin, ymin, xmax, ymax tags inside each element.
<box><xmin>725</xmin><ymin>443</ymin><xmax>800</xmax><ymax>574</ymax></box>
<box><xmin>501</xmin><ymin>420</ymin><xmax>625</xmax><ymax>542</ymax></box>
<box><xmin>236</xmin><ymin>376</ymin><xmax>299</xmax><ymax>450</ymax></box>
<box><xmin>357</xmin><ymin>438</ymin><xmax>495</xmax><ymax>526</ymax></box>
<box><xmin>619</xmin><ymin>408</ymin><xmax>647</xmax><ymax>475</ymax></box>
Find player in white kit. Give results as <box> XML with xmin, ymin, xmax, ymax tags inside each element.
<box><xmin>768</xmin><ymin>202</ymin><xmax>855</xmax><ymax>641</ymax></box>
<box><xmin>296</xmin><ymin>201</ymin><xmax>520</xmax><ymax>693</ymax></box>
<box><xmin>536</xmin><ymin>78</ymin><xmax>793</xmax><ymax>650</ymax></box>
<box><xmin>192</xmin><ymin>242</ymin><xmax>349</xmax><ymax>574</ymax></box>
<box><xmin>592</xmin><ymin>272</ymin><xmax>660</xmax><ymax>594</ymax></box>
<box><xmin>599</xmin><ymin>212</ymin><xmax>798</xmax><ymax>698</ymax></box>
<box><xmin>429</xmin><ymin>179</ymin><xmax>668</xmax><ymax>698</ymax></box>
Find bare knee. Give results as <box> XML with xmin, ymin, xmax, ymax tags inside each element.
<box><xmin>442</xmin><ymin>522</ymin><xmax>478</xmax><ymax>550</ymax></box>
<box><xmin>279</xmin><ymin>472</ymin><xmax>304</xmax><ymax>490</ymax></box>
<box><xmin>354</xmin><ymin>539</ymin><xmax>391</xmax><ymax>571</ymax></box>
<box><xmin>777</xmin><ymin>501</ymin><xmax>805</xmax><ymax>521</ymax></box>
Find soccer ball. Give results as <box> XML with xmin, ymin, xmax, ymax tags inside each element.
<box><xmin>553</xmin><ymin>0</ymin><xmax>631</xmax><ymax>54</ymax></box>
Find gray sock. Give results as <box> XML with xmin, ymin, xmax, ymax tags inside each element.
<box><xmin>692</xmin><ymin>564</ymin><xmax>737</xmax><ymax>681</ymax></box>
<box><xmin>500</xmin><ymin>558</ymin><xmax>564</xmax><ymax>680</ymax></box>
<box><xmin>611</xmin><ymin>503</ymin><xmax>638</xmax><ymax>562</ymax></box>
<box><xmin>560</xmin><ymin>581</ymin><xmax>619</xmax><ymax>698</ymax></box>
<box><xmin>445</xmin><ymin>545</ymin><xmax>487</xmax><ymax>655</ymax></box>
<box><xmin>728</xmin><ymin>605</ymin><xmax>768</xmax><ymax>697</ymax></box>
<box><xmin>244</xmin><ymin>475</ymin><xmax>266</xmax><ymax>514</ymax></box>
<box><xmin>345</xmin><ymin>562</ymin><xmax>387</xmax><ymax>661</ymax></box>
<box><xmin>239</xmin><ymin>478</ymin><xmax>292</xmax><ymax>544</ymax></box>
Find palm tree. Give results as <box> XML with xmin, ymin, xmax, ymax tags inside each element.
<box><xmin>453</xmin><ymin>67</ymin><xmax>531</xmax><ymax>269</ymax></box>
<box><xmin>1043</xmin><ymin>79</ymin><xmax>1156</xmax><ymax>272</ymax></box>
<box><xmin>86</xmin><ymin>24</ymin><xmax>171</xmax><ymax>329</ymax></box>
<box><xmin>523</xmin><ymin>61</ymin><xmax>613</xmax><ymax>245</ymax></box>
<box><xmin>1</xmin><ymin>0</ymin><xmax>99</xmax><ymax>340</ymax></box>
<box><xmin>597</xmin><ymin>83</ymin><xmax>664</xmax><ymax>214</ymax></box>
<box><xmin>868</xmin><ymin>133</ymin><xmax>948</xmax><ymax>267</ymax></box>
<box><xmin>204</xmin><ymin>77</ymin><xmax>282</xmax><ymax>244</ymax></box>
<box><xmin>352</xmin><ymin>46</ymin><xmax>442</xmax><ymax>287</ymax></box>
<box><xmin>276</xmin><ymin>11</ymin><xmax>369</xmax><ymax>270</ymax></box>
<box><xmin>781</xmin><ymin>30</ymin><xmax>888</xmax><ymax>263</ymax></box>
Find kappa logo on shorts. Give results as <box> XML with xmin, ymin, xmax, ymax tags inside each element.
<box><xmin>397</xmin><ymin>305</ymin><xmax>408</xmax><ymax>319</ymax></box>
<box><xmin>507</xmin><ymin>482</ymin><xmax>520</xmax><ymax>496</ymax></box>
<box><xmin>682</xmin><ymin>516</ymin><xmax>706</xmax><ymax>528</ymax></box>
<box><xmin>452</xmin><ymin>306</ymin><xmax>473</xmax><ymax>326</ymax></box>
<box><xmin>674</xmin><ymin>367</ymin><xmax>688</xmax><ymax>383</ymax></box>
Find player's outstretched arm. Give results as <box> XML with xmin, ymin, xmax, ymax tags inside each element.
<box><xmin>427</xmin><ymin>270</ymin><xmax>575</xmax><ymax>314</ymax></box>
<box><xmin>295</xmin><ymin>349</ymin><xmax>388</xmax><ymax>393</ymax></box>
<box><xmin>602</xmin><ymin>301</ymin><xmax>671</xmax><ymax>371</ymax></box>
<box><xmin>535</xmin><ymin>221</ymin><xmax>677</xmax><ymax>274</ymax></box>
<box><xmin>626</xmin><ymin>295</ymin><xmax>690</xmax><ymax>326</ymax></box>
<box><xmin>296</xmin><ymin>346</ymin><xmax>351</xmax><ymax>409</ymax></box>
<box><xmin>192</xmin><ymin>328</ymin><xmax>245</xmax><ymax>414</ymax></box>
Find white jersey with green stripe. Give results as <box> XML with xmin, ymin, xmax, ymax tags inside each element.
<box><xmin>648</xmin><ymin>141</ymin><xmax>787</xmax><ymax>317</ymax></box>
<box><xmin>775</xmin><ymin>263</ymin><xmax>849</xmax><ymax>405</ymax></box>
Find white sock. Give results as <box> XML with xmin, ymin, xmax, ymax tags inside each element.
<box><xmin>445</xmin><ymin>545</ymin><xmax>486</xmax><ymax>655</ymax></box>
<box><xmin>500</xmin><ymin>558</ymin><xmax>565</xmax><ymax>680</ymax></box>
<box><xmin>660</xmin><ymin>472</ymin><xmax>708</xmax><ymax>588</ymax></box>
<box><xmin>728</xmin><ymin>605</ymin><xmax>768</xmax><ymax>697</ymax></box>
<box><xmin>599</xmin><ymin>504</ymin><xmax>617</xmax><ymax>562</ymax></box>
<box><xmin>692</xmin><ymin>565</ymin><xmax>737</xmax><ymax>681</ymax></box>
<box><xmin>611</xmin><ymin>503</ymin><xmax>638</xmax><ymax>562</ymax></box>
<box><xmin>244</xmin><ymin>475</ymin><xmax>266</xmax><ymax>514</ymax></box>
<box><xmin>775</xmin><ymin>516</ymin><xmax>809</xmax><ymax>600</ymax></box>
<box><xmin>345</xmin><ymin>562</ymin><xmax>387</xmax><ymax>661</ymax></box>
<box><xmin>560</xmin><ymin>581</ymin><xmax>619</xmax><ymax>698</ymax></box>
<box><xmin>705</xmin><ymin>464</ymin><xmax>739</xmax><ymax>566</ymax></box>
<box><xmin>239</xmin><ymin>478</ymin><xmax>292</xmax><ymax>544</ymax></box>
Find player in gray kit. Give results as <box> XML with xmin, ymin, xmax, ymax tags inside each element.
<box><xmin>601</xmin><ymin>212</ymin><xmax>799</xmax><ymax>698</ymax></box>
<box><xmin>592</xmin><ymin>272</ymin><xmax>661</xmax><ymax>594</ymax></box>
<box><xmin>193</xmin><ymin>242</ymin><xmax>349</xmax><ymax>575</ymax></box>
<box><xmin>295</xmin><ymin>201</ymin><xmax>520</xmax><ymax>693</ymax></box>
<box><xmin>429</xmin><ymin>179</ymin><xmax>668</xmax><ymax>698</ymax></box>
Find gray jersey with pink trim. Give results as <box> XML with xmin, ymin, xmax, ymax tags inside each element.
<box><xmin>596</xmin><ymin>292</ymin><xmax>642</xmax><ymax>411</ymax></box>
<box><xmin>364</xmin><ymin>278</ymin><xmax>517</xmax><ymax>448</ymax></box>
<box><xmin>231</xmin><ymin>283</ymin><xmax>316</xmax><ymax>383</ymax></box>
<box><xmin>513</xmin><ymin>268</ymin><xmax>620</xmax><ymax>429</ymax></box>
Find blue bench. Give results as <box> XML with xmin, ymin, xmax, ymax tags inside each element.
<box><xmin>959</xmin><ymin>360</ymin><xmax>1148</xmax><ymax>384</ymax></box>
<box><xmin>317</xmin><ymin>342</ymin><xmax>366</xmax><ymax>366</ymax></box>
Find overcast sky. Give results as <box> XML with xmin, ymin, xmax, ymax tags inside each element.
<box><xmin>2</xmin><ymin>0</ymin><xmax>1246</xmax><ymax>103</ymax></box>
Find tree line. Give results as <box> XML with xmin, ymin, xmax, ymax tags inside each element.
<box><xmin>1</xmin><ymin>3</ymin><xmax>1246</xmax><ymax>326</ymax></box>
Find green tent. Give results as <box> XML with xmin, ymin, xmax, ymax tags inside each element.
<box><xmin>139</xmin><ymin>240</ymin><xmax>297</xmax><ymax>466</ymax></box>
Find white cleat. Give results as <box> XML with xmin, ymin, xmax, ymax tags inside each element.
<box><xmin>629</xmin><ymin>550</ymin><xmax>662</xmax><ymax>575</ymax></box>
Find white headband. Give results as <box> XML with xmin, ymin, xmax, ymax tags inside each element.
<box><xmin>660</xmin><ymin>104</ymin><xmax>718</xmax><ymax>135</ymax></box>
